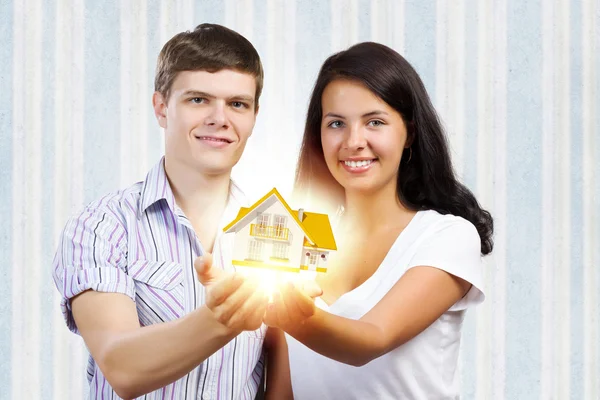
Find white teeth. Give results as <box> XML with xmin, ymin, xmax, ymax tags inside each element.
<box><xmin>199</xmin><ymin>137</ymin><xmax>228</xmax><ymax>142</ymax></box>
<box><xmin>344</xmin><ymin>160</ymin><xmax>374</xmax><ymax>168</ymax></box>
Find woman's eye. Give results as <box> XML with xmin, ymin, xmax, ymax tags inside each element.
<box><xmin>368</xmin><ymin>120</ymin><xmax>384</xmax><ymax>127</ymax></box>
<box><xmin>328</xmin><ymin>120</ymin><xmax>343</xmax><ymax>128</ymax></box>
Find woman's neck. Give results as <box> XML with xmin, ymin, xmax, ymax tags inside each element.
<box><xmin>341</xmin><ymin>184</ymin><xmax>413</xmax><ymax>233</ymax></box>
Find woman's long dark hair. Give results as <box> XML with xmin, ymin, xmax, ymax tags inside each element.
<box><xmin>293</xmin><ymin>42</ymin><xmax>493</xmax><ymax>256</ymax></box>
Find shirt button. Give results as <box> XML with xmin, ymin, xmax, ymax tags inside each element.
<box><xmin>202</xmin><ymin>393</ymin><xmax>210</xmax><ymax>400</ymax></box>
<box><xmin>163</xmin><ymin>277</ymin><xmax>170</xmax><ymax>285</ymax></box>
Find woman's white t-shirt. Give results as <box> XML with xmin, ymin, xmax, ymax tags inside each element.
<box><xmin>286</xmin><ymin>210</ymin><xmax>485</xmax><ymax>400</ymax></box>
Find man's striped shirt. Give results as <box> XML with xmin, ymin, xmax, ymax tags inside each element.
<box><xmin>52</xmin><ymin>158</ymin><xmax>265</xmax><ymax>399</ymax></box>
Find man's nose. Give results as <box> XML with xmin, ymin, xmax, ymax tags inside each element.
<box><xmin>204</xmin><ymin>102</ymin><xmax>228</xmax><ymax>128</ymax></box>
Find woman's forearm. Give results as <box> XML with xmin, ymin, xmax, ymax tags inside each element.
<box><xmin>287</xmin><ymin>308</ymin><xmax>386</xmax><ymax>367</ymax></box>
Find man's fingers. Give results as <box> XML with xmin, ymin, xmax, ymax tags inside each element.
<box><xmin>194</xmin><ymin>253</ymin><xmax>218</xmax><ymax>285</ymax></box>
<box><xmin>232</xmin><ymin>290</ymin><xmax>268</xmax><ymax>331</ymax></box>
<box><xmin>206</xmin><ymin>273</ymin><xmax>244</xmax><ymax>308</ymax></box>
<box><xmin>213</xmin><ymin>279</ymin><xmax>259</xmax><ymax>324</ymax></box>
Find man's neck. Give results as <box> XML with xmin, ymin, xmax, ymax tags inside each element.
<box><xmin>164</xmin><ymin>158</ymin><xmax>231</xmax><ymax>230</ymax></box>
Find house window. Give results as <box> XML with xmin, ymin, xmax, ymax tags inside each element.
<box><xmin>272</xmin><ymin>242</ymin><xmax>289</xmax><ymax>259</ymax></box>
<box><xmin>248</xmin><ymin>239</ymin><xmax>263</xmax><ymax>261</ymax></box>
<box><xmin>256</xmin><ymin>213</ymin><xmax>270</xmax><ymax>236</ymax></box>
<box><xmin>309</xmin><ymin>253</ymin><xmax>318</xmax><ymax>265</ymax></box>
<box><xmin>273</xmin><ymin>215</ymin><xmax>287</xmax><ymax>239</ymax></box>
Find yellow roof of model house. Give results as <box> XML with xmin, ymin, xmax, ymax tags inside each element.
<box><xmin>223</xmin><ymin>188</ymin><xmax>337</xmax><ymax>251</ymax></box>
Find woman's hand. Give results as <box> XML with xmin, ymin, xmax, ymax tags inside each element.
<box><xmin>263</xmin><ymin>281</ymin><xmax>321</xmax><ymax>332</ymax></box>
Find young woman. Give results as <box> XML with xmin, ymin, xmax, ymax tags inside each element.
<box><xmin>263</xmin><ymin>42</ymin><xmax>494</xmax><ymax>399</ymax></box>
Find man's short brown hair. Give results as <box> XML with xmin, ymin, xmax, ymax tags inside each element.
<box><xmin>154</xmin><ymin>23</ymin><xmax>264</xmax><ymax>109</ymax></box>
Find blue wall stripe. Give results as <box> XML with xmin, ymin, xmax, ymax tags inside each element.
<box><xmin>83</xmin><ymin>0</ymin><xmax>122</xmax><ymax>204</ymax></box>
<box><xmin>460</xmin><ymin>2</ymin><xmax>480</xmax><ymax>399</ymax></box>
<box><xmin>403</xmin><ymin>0</ymin><xmax>436</xmax><ymax>99</ymax></box>
<box><xmin>0</xmin><ymin>0</ymin><xmax>12</xmax><ymax>395</ymax></box>
<box><xmin>569</xmin><ymin>0</ymin><xmax>584</xmax><ymax>398</ymax></box>
<box><xmin>147</xmin><ymin>0</ymin><xmax>162</xmax><ymax>164</ymax></box>
<box><xmin>596</xmin><ymin>7</ymin><xmax>600</xmax><ymax>390</ymax></box>
<box><xmin>195</xmin><ymin>0</ymin><xmax>225</xmax><ymax>25</ymax></box>
<box><xmin>294</xmin><ymin>0</ymin><xmax>331</xmax><ymax>143</ymax></box>
<box><xmin>41</xmin><ymin>0</ymin><xmax>56</xmax><ymax>397</ymax></box>
<box><xmin>505</xmin><ymin>0</ymin><xmax>543</xmax><ymax>398</ymax></box>
<box><xmin>358</xmin><ymin>0</ymin><xmax>371</xmax><ymax>43</ymax></box>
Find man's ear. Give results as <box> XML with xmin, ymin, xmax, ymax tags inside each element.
<box><xmin>152</xmin><ymin>91</ymin><xmax>168</xmax><ymax>129</ymax></box>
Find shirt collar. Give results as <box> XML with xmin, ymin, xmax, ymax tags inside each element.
<box><xmin>138</xmin><ymin>157</ymin><xmax>178</xmax><ymax>216</ymax></box>
<box><xmin>138</xmin><ymin>157</ymin><xmax>248</xmax><ymax>217</ymax></box>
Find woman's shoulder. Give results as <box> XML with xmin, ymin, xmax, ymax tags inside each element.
<box><xmin>415</xmin><ymin>209</ymin><xmax>479</xmax><ymax>238</ymax></box>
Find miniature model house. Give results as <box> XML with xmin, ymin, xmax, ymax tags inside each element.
<box><xmin>223</xmin><ymin>188</ymin><xmax>337</xmax><ymax>275</ymax></box>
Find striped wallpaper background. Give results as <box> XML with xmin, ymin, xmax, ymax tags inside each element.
<box><xmin>0</xmin><ymin>0</ymin><xmax>598</xmax><ymax>399</ymax></box>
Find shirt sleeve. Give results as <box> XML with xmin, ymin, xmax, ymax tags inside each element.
<box><xmin>52</xmin><ymin>205</ymin><xmax>135</xmax><ymax>334</ymax></box>
<box><xmin>407</xmin><ymin>216</ymin><xmax>485</xmax><ymax>311</ymax></box>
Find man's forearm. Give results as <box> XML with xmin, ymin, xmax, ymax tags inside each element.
<box><xmin>100</xmin><ymin>305</ymin><xmax>237</xmax><ymax>398</ymax></box>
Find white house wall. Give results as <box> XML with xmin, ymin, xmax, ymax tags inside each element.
<box><xmin>231</xmin><ymin>198</ymin><xmax>306</xmax><ymax>268</ymax></box>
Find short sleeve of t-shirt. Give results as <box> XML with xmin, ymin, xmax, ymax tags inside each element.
<box><xmin>52</xmin><ymin>205</ymin><xmax>135</xmax><ymax>334</ymax></box>
<box><xmin>407</xmin><ymin>215</ymin><xmax>485</xmax><ymax>311</ymax></box>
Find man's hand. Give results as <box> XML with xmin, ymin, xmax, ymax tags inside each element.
<box><xmin>263</xmin><ymin>281</ymin><xmax>318</xmax><ymax>332</ymax></box>
<box><xmin>195</xmin><ymin>253</ymin><xmax>268</xmax><ymax>332</ymax></box>
<box><xmin>194</xmin><ymin>253</ymin><xmax>225</xmax><ymax>287</ymax></box>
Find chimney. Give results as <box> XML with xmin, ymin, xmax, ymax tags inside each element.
<box><xmin>298</xmin><ymin>208</ymin><xmax>304</xmax><ymax>221</ymax></box>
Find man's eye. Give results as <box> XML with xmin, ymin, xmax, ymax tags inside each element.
<box><xmin>231</xmin><ymin>101</ymin><xmax>248</xmax><ymax>109</ymax></box>
<box><xmin>190</xmin><ymin>97</ymin><xmax>205</xmax><ymax>104</ymax></box>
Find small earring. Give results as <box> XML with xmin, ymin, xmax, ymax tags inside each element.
<box><xmin>406</xmin><ymin>147</ymin><xmax>412</xmax><ymax>163</ymax></box>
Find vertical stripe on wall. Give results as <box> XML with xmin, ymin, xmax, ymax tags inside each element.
<box><xmin>540</xmin><ymin>0</ymin><xmax>555</xmax><ymax>398</ymax></box>
<box><xmin>475</xmin><ymin>1</ymin><xmax>494</xmax><ymax>398</ymax></box>
<box><xmin>582</xmin><ymin>0</ymin><xmax>599</xmax><ymax>398</ymax></box>
<box><xmin>84</xmin><ymin>0</ymin><xmax>121</xmax><ymax>203</ymax></box>
<box><xmin>492</xmin><ymin>1</ymin><xmax>507</xmax><ymax>399</ymax></box>
<box><xmin>403</xmin><ymin>1</ymin><xmax>436</xmax><ymax>98</ymax></box>
<box><xmin>460</xmin><ymin>1</ymin><xmax>480</xmax><ymax>397</ymax></box>
<box><xmin>52</xmin><ymin>0</ymin><xmax>86</xmax><ymax>398</ymax></box>
<box><xmin>0</xmin><ymin>0</ymin><xmax>13</xmax><ymax>395</ymax></box>
<box><xmin>11</xmin><ymin>0</ymin><xmax>29</xmax><ymax>397</ymax></box>
<box><xmin>435</xmin><ymin>0</ymin><xmax>466</xmax><ymax>179</ymax></box>
<box><xmin>41</xmin><ymin>0</ymin><xmax>57</xmax><ymax>397</ymax></box>
<box><xmin>506</xmin><ymin>1</ymin><xmax>543</xmax><ymax>400</ymax></box>
<box><xmin>556</xmin><ymin>0</ymin><xmax>572</xmax><ymax>397</ymax></box>
<box><xmin>569</xmin><ymin>0</ymin><xmax>584</xmax><ymax>398</ymax></box>
<box><xmin>146</xmin><ymin>0</ymin><xmax>163</xmax><ymax>165</ymax></box>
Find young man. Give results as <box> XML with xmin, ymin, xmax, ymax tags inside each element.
<box><xmin>52</xmin><ymin>24</ymin><xmax>269</xmax><ymax>399</ymax></box>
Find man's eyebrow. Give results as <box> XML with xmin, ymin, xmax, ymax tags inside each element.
<box><xmin>181</xmin><ymin>90</ymin><xmax>215</xmax><ymax>98</ymax></box>
<box><xmin>180</xmin><ymin>90</ymin><xmax>254</xmax><ymax>103</ymax></box>
<box><xmin>229</xmin><ymin>95</ymin><xmax>254</xmax><ymax>103</ymax></box>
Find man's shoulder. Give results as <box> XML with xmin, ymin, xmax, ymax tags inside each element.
<box><xmin>78</xmin><ymin>181</ymin><xmax>144</xmax><ymax>220</ymax></box>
